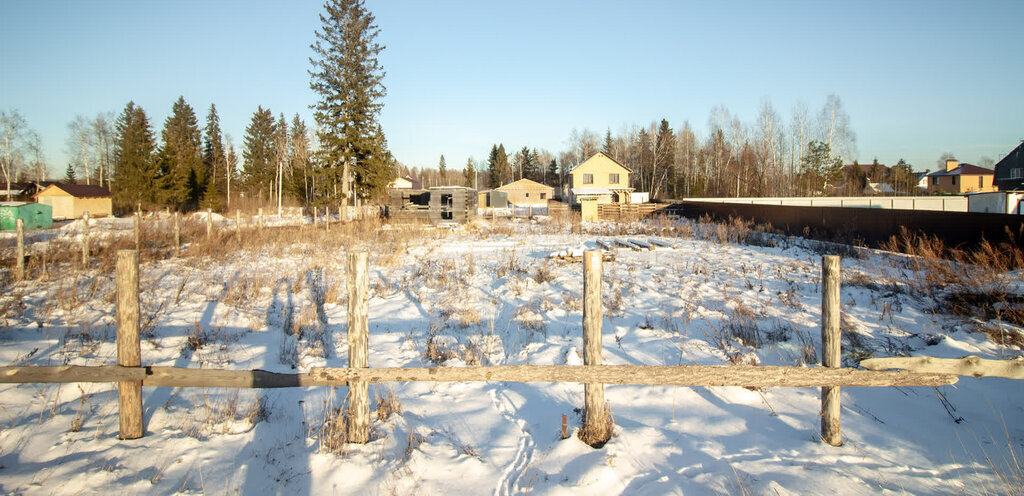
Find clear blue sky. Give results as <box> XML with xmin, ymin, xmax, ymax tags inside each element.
<box><xmin>2</xmin><ymin>0</ymin><xmax>1022</xmax><ymax>175</ymax></box>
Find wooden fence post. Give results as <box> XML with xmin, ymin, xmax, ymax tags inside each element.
<box><xmin>235</xmin><ymin>209</ymin><xmax>241</xmax><ymax>237</ymax></box>
<box><xmin>133</xmin><ymin>212</ymin><xmax>140</xmax><ymax>250</ymax></box>
<box><xmin>347</xmin><ymin>251</ymin><xmax>369</xmax><ymax>443</ymax></box>
<box><xmin>173</xmin><ymin>212</ymin><xmax>180</xmax><ymax>257</ymax></box>
<box><xmin>821</xmin><ymin>255</ymin><xmax>842</xmax><ymax>446</ymax></box>
<box><xmin>116</xmin><ymin>250</ymin><xmax>143</xmax><ymax>439</ymax></box>
<box><xmin>206</xmin><ymin>208</ymin><xmax>213</xmax><ymax>240</ymax></box>
<box><xmin>81</xmin><ymin>211</ymin><xmax>90</xmax><ymax>268</ymax></box>
<box><xmin>258</xmin><ymin>208</ymin><xmax>264</xmax><ymax>231</ymax></box>
<box><xmin>581</xmin><ymin>250</ymin><xmax>610</xmax><ymax>446</ymax></box>
<box><xmin>15</xmin><ymin>218</ymin><xmax>25</xmax><ymax>281</ymax></box>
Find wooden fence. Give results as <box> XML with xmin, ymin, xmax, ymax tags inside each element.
<box><xmin>7</xmin><ymin>245</ymin><xmax>1003</xmax><ymax>448</ymax></box>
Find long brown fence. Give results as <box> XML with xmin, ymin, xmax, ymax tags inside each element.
<box><xmin>7</xmin><ymin>245</ymin><xmax>1001</xmax><ymax>449</ymax></box>
<box><xmin>676</xmin><ymin>200</ymin><xmax>1024</xmax><ymax>249</ymax></box>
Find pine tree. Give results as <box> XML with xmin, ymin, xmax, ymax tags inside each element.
<box><xmin>518</xmin><ymin>146</ymin><xmax>538</xmax><ymax>182</ymax></box>
<box><xmin>487</xmin><ymin>145</ymin><xmax>500</xmax><ymax>188</ymax></box>
<box><xmin>201</xmin><ymin>104</ymin><xmax>226</xmax><ymax>211</ymax></box>
<box><xmin>112</xmin><ymin>101</ymin><xmax>158</xmax><ymax>210</ymax></box>
<box><xmin>655</xmin><ymin>119</ymin><xmax>676</xmax><ymax>199</ymax></box>
<box><xmin>157</xmin><ymin>96</ymin><xmax>203</xmax><ymax>210</ymax></box>
<box><xmin>495</xmin><ymin>144</ymin><xmax>510</xmax><ymax>186</ymax></box>
<box><xmin>309</xmin><ymin>0</ymin><xmax>391</xmax><ymax>204</ymax></box>
<box><xmin>438</xmin><ymin>154</ymin><xmax>447</xmax><ymax>184</ymax></box>
<box><xmin>64</xmin><ymin>163</ymin><xmax>77</xmax><ymax>184</ymax></box>
<box><xmin>546</xmin><ymin>158</ymin><xmax>558</xmax><ymax>187</ymax></box>
<box><xmin>462</xmin><ymin>157</ymin><xmax>475</xmax><ymax>188</ymax></box>
<box><xmin>242</xmin><ymin>106</ymin><xmax>278</xmax><ymax>202</ymax></box>
<box><xmin>602</xmin><ymin>128</ymin><xmax>613</xmax><ymax>155</ymax></box>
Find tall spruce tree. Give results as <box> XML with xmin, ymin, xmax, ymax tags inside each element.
<box><xmin>157</xmin><ymin>97</ymin><xmax>203</xmax><ymax>210</ymax></box>
<box><xmin>242</xmin><ymin>106</ymin><xmax>278</xmax><ymax>201</ymax></box>
<box><xmin>201</xmin><ymin>104</ymin><xmax>226</xmax><ymax>210</ymax></box>
<box><xmin>487</xmin><ymin>145</ymin><xmax>500</xmax><ymax>188</ymax></box>
<box><xmin>462</xmin><ymin>157</ymin><xmax>475</xmax><ymax>188</ymax></box>
<box><xmin>113</xmin><ymin>101</ymin><xmax>158</xmax><ymax>210</ymax></box>
<box><xmin>655</xmin><ymin>119</ymin><xmax>676</xmax><ymax>199</ymax></box>
<box><xmin>495</xmin><ymin>144</ymin><xmax>510</xmax><ymax>186</ymax></box>
<box><xmin>438</xmin><ymin>154</ymin><xmax>447</xmax><ymax>184</ymax></box>
<box><xmin>546</xmin><ymin>158</ymin><xmax>558</xmax><ymax>187</ymax></box>
<box><xmin>309</xmin><ymin>0</ymin><xmax>392</xmax><ymax>204</ymax></box>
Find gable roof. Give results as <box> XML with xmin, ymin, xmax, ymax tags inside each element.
<box><xmin>497</xmin><ymin>178</ymin><xmax>553</xmax><ymax>191</ymax></box>
<box><xmin>568</xmin><ymin>151</ymin><xmax>633</xmax><ymax>174</ymax></box>
<box><xmin>926</xmin><ymin>163</ymin><xmax>993</xmax><ymax>177</ymax></box>
<box><xmin>39</xmin><ymin>184</ymin><xmax>112</xmax><ymax>198</ymax></box>
<box><xmin>995</xmin><ymin>141</ymin><xmax>1024</xmax><ymax>171</ymax></box>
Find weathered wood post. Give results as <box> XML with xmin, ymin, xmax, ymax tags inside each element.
<box><xmin>581</xmin><ymin>250</ymin><xmax>610</xmax><ymax>446</ymax></box>
<box><xmin>235</xmin><ymin>209</ymin><xmax>241</xmax><ymax>237</ymax></box>
<box><xmin>821</xmin><ymin>255</ymin><xmax>842</xmax><ymax>446</ymax></box>
<box><xmin>325</xmin><ymin>206</ymin><xmax>331</xmax><ymax>232</ymax></box>
<box><xmin>173</xmin><ymin>212</ymin><xmax>180</xmax><ymax>257</ymax></box>
<box><xmin>81</xmin><ymin>211</ymin><xmax>90</xmax><ymax>268</ymax></box>
<box><xmin>347</xmin><ymin>250</ymin><xmax>370</xmax><ymax>443</ymax></box>
<box><xmin>116</xmin><ymin>250</ymin><xmax>143</xmax><ymax>439</ymax></box>
<box><xmin>206</xmin><ymin>208</ymin><xmax>213</xmax><ymax>240</ymax></box>
<box><xmin>15</xmin><ymin>218</ymin><xmax>25</xmax><ymax>281</ymax></box>
<box><xmin>312</xmin><ymin>206</ymin><xmax>318</xmax><ymax>227</ymax></box>
<box><xmin>258</xmin><ymin>208</ymin><xmax>264</xmax><ymax>231</ymax></box>
<box><xmin>133</xmin><ymin>212</ymin><xmax>140</xmax><ymax>250</ymax></box>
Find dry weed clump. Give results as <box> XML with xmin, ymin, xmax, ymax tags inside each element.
<box><xmin>576</xmin><ymin>403</ymin><xmax>614</xmax><ymax>448</ymax></box>
<box><xmin>882</xmin><ymin>227</ymin><xmax>1024</xmax><ymax>345</ymax></box>
<box><xmin>317</xmin><ymin>388</ymin><xmax>349</xmax><ymax>456</ymax></box>
<box><xmin>181</xmin><ymin>390</ymin><xmax>268</xmax><ymax>439</ymax></box>
<box><xmin>374</xmin><ymin>385</ymin><xmax>403</xmax><ymax>422</ymax></box>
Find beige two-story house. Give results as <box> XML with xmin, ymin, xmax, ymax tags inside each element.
<box><xmin>567</xmin><ymin>152</ymin><xmax>634</xmax><ymax>221</ymax></box>
<box><xmin>925</xmin><ymin>160</ymin><xmax>995</xmax><ymax>194</ymax></box>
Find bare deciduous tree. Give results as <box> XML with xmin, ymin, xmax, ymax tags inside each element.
<box><xmin>0</xmin><ymin>109</ymin><xmax>28</xmax><ymax>200</ymax></box>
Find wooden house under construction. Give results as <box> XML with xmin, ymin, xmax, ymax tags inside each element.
<box><xmin>387</xmin><ymin>186</ymin><xmax>477</xmax><ymax>224</ymax></box>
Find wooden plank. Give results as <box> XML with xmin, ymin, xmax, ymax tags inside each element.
<box><xmin>347</xmin><ymin>251</ymin><xmax>370</xmax><ymax>444</ymax></box>
<box><xmin>596</xmin><ymin>239</ymin><xmax>616</xmax><ymax>251</ymax></box>
<box><xmin>0</xmin><ymin>364</ymin><xmax>956</xmax><ymax>388</ymax></box>
<box><xmin>0</xmin><ymin>366</ymin><xmax>320</xmax><ymax>388</ymax></box>
<box><xmin>628</xmin><ymin>239</ymin><xmax>654</xmax><ymax>250</ymax></box>
<box><xmin>861</xmin><ymin>356</ymin><xmax>1024</xmax><ymax>380</ymax></box>
<box><xmin>582</xmin><ymin>251</ymin><xmax>610</xmax><ymax>445</ymax></box>
<box><xmin>309</xmin><ymin>365</ymin><xmax>956</xmax><ymax>387</ymax></box>
<box><xmin>821</xmin><ymin>255</ymin><xmax>842</xmax><ymax>446</ymax></box>
<box><xmin>117</xmin><ymin>250</ymin><xmax>143</xmax><ymax>439</ymax></box>
<box><xmin>614</xmin><ymin>239</ymin><xmax>640</xmax><ymax>251</ymax></box>
<box><xmin>649</xmin><ymin>238</ymin><xmax>675</xmax><ymax>249</ymax></box>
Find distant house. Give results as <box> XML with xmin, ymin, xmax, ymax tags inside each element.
<box><xmin>389</xmin><ymin>176</ymin><xmax>422</xmax><ymax>190</ymax></box>
<box><xmin>0</xmin><ymin>182</ymin><xmax>34</xmax><ymax>201</ymax></box>
<box><xmin>925</xmin><ymin>160</ymin><xmax>995</xmax><ymax>194</ymax></box>
<box><xmin>863</xmin><ymin>182</ymin><xmax>895</xmax><ymax>195</ymax></box>
<box><xmin>35</xmin><ymin>184</ymin><xmax>112</xmax><ymax>220</ymax></box>
<box><xmin>496</xmin><ymin>179</ymin><xmax>553</xmax><ymax>206</ymax></box>
<box><xmin>993</xmin><ymin>141</ymin><xmax>1024</xmax><ymax>191</ymax></box>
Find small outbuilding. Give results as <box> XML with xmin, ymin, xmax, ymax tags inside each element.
<box><xmin>496</xmin><ymin>179</ymin><xmax>554</xmax><ymax>206</ymax></box>
<box><xmin>0</xmin><ymin>202</ymin><xmax>53</xmax><ymax>230</ymax></box>
<box><xmin>35</xmin><ymin>184</ymin><xmax>112</xmax><ymax>220</ymax></box>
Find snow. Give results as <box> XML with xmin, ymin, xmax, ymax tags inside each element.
<box><xmin>1</xmin><ymin>216</ymin><xmax>1022</xmax><ymax>495</ymax></box>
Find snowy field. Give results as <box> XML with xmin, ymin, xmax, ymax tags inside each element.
<box><xmin>1</xmin><ymin>214</ymin><xmax>1022</xmax><ymax>495</ymax></box>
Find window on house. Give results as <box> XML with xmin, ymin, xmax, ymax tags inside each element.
<box><xmin>932</xmin><ymin>177</ymin><xmax>938</xmax><ymax>185</ymax></box>
<box><xmin>609</xmin><ymin>173</ymin><xmax>620</xmax><ymax>184</ymax></box>
<box><xmin>540</xmin><ymin>193</ymin><xmax>547</xmax><ymax>199</ymax></box>
<box><xmin>1012</xmin><ymin>168</ymin><xmax>1023</xmax><ymax>179</ymax></box>
<box><xmin>979</xmin><ymin>176</ymin><xmax>983</xmax><ymax>188</ymax></box>
<box><xmin>953</xmin><ymin>176</ymin><xmax>958</xmax><ymax>186</ymax></box>
<box><xmin>525</xmin><ymin>193</ymin><xmax>530</xmax><ymax>197</ymax></box>
<box><xmin>583</xmin><ymin>173</ymin><xmax>593</xmax><ymax>184</ymax></box>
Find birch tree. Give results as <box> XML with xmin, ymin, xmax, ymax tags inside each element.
<box><xmin>0</xmin><ymin>110</ymin><xmax>27</xmax><ymax>199</ymax></box>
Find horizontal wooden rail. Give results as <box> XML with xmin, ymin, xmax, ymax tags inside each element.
<box><xmin>1</xmin><ymin>364</ymin><xmax>958</xmax><ymax>388</ymax></box>
<box><xmin>310</xmin><ymin>365</ymin><xmax>957</xmax><ymax>387</ymax></box>
<box><xmin>1</xmin><ymin>366</ymin><xmax>317</xmax><ymax>388</ymax></box>
<box><xmin>861</xmin><ymin>356</ymin><xmax>1024</xmax><ymax>380</ymax></box>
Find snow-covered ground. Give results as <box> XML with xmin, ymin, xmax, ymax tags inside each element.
<box><xmin>1</xmin><ymin>215</ymin><xmax>1022</xmax><ymax>495</ymax></box>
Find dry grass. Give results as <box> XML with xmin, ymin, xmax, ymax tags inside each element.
<box><xmin>882</xmin><ymin>227</ymin><xmax>1024</xmax><ymax>347</ymax></box>
<box><xmin>374</xmin><ymin>385</ymin><xmax>402</xmax><ymax>422</ymax></box>
<box><xmin>577</xmin><ymin>403</ymin><xmax>614</xmax><ymax>448</ymax></box>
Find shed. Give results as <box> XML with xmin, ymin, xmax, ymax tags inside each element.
<box><xmin>35</xmin><ymin>184</ymin><xmax>112</xmax><ymax>220</ymax></box>
<box><xmin>496</xmin><ymin>179</ymin><xmax>554</xmax><ymax>206</ymax></box>
<box><xmin>0</xmin><ymin>202</ymin><xmax>53</xmax><ymax>230</ymax></box>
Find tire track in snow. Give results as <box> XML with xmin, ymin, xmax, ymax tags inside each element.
<box><xmin>490</xmin><ymin>386</ymin><xmax>534</xmax><ymax>496</ymax></box>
